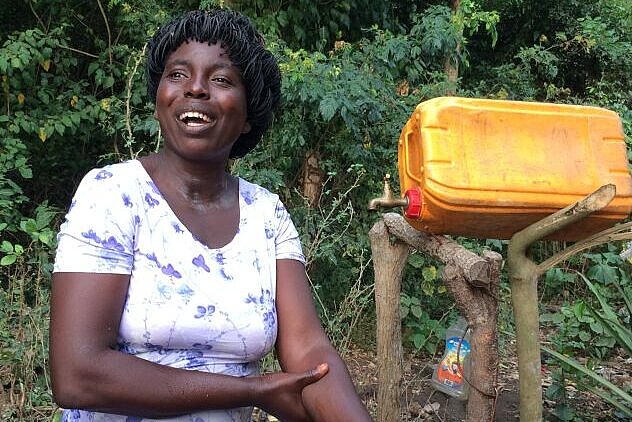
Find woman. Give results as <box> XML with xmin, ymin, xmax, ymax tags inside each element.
<box><xmin>49</xmin><ymin>9</ymin><xmax>372</xmax><ymax>422</ymax></box>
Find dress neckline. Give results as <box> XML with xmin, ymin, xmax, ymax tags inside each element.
<box><xmin>129</xmin><ymin>159</ymin><xmax>242</xmax><ymax>252</ymax></box>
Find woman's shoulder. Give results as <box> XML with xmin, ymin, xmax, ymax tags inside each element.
<box><xmin>82</xmin><ymin>160</ymin><xmax>144</xmax><ymax>183</ymax></box>
<box><xmin>238</xmin><ymin>177</ymin><xmax>280</xmax><ymax>207</ymax></box>
<box><xmin>70</xmin><ymin>160</ymin><xmax>148</xmax><ymax>209</ymax></box>
<box><xmin>75</xmin><ymin>160</ymin><xmax>148</xmax><ymax>195</ymax></box>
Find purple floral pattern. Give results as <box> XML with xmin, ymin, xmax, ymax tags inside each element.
<box><xmin>53</xmin><ymin>160</ymin><xmax>305</xmax><ymax>422</ymax></box>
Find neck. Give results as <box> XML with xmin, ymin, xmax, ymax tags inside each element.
<box><xmin>150</xmin><ymin>150</ymin><xmax>234</xmax><ymax>205</ymax></box>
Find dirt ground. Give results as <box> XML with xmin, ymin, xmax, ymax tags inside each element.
<box><xmin>341</xmin><ymin>342</ymin><xmax>630</xmax><ymax>421</ymax></box>
<box><xmin>343</xmin><ymin>347</ymin><xmax>518</xmax><ymax>421</ymax></box>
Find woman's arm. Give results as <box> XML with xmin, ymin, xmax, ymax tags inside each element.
<box><xmin>275</xmin><ymin>259</ymin><xmax>373</xmax><ymax>421</ymax></box>
<box><xmin>49</xmin><ymin>272</ymin><xmax>326</xmax><ymax>419</ymax></box>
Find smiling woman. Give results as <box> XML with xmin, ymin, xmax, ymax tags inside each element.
<box><xmin>48</xmin><ymin>9</ymin><xmax>371</xmax><ymax>422</ymax></box>
<box><xmin>155</xmin><ymin>42</ymin><xmax>251</xmax><ymax>162</ymax></box>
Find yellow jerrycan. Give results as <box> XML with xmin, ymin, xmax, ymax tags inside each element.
<box><xmin>397</xmin><ymin>97</ymin><xmax>632</xmax><ymax>240</ymax></box>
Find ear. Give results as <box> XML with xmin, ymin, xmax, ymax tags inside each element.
<box><xmin>241</xmin><ymin>121</ymin><xmax>252</xmax><ymax>134</ymax></box>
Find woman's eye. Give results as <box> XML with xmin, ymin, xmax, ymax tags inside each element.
<box><xmin>212</xmin><ymin>76</ymin><xmax>231</xmax><ymax>85</ymax></box>
<box><xmin>169</xmin><ymin>71</ymin><xmax>186</xmax><ymax>80</ymax></box>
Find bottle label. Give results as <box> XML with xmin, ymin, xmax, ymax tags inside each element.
<box><xmin>437</xmin><ymin>336</ymin><xmax>471</xmax><ymax>388</ymax></box>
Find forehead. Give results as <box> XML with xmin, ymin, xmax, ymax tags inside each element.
<box><xmin>165</xmin><ymin>40</ymin><xmax>234</xmax><ymax>67</ymax></box>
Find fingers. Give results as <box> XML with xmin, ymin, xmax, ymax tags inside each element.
<box><xmin>299</xmin><ymin>363</ymin><xmax>329</xmax><ymax>388</ymax></box>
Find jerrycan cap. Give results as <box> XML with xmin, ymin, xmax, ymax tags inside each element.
<box><xmin>404</xmin><ymin>188</ymin><xmax>423</xmax><ymax>219</ymax></box>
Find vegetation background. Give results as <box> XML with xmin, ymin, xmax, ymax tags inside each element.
<box><xmin>0</xmin><ymin>0</ymin><xmax>630</xmax><ymax>420</ymax></box>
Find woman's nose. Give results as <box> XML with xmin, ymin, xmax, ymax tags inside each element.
<box><xmin>184</xmin><ymin>75</ymin><xmax>209</xmax><ymax>99</ymax></box>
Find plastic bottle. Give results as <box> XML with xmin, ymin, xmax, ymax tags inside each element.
<box><xmin>431</xmin><ymin>317</ymin><xmax>471</xmax><ymax>400</ymax></box>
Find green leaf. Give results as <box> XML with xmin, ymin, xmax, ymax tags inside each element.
<box><xmin>586</xmin><ymin>262</ymin><xmax>618</xmax><ymax>283</ymax></box>
<box><xmin>0</xmin><ymin>254</ymin><xmax>17</xmax><ymax>266</ymax></box>
<box><xmin>424</xmin><ymin>341</ymin><xmax>437</xmax><ymax>356</ymax></box>
<box><xmin>411</xmin><ymin>304</ymin><xmax>423</xmax><ymax>319</ymax></box>
<box><xmin>594</xmin><ymin>335</ymin><xmax>616</xmax><ymax>348</ymax></box>
<box><xmin>54</xmin><ymin>122</ymin><xmax>65</xmax><ymax>136</ymax></box>
<box><xmin>18</xmin><ymin>166</ymin><xmax>32</xmax><ymax>179</ymax></box>
<box><xmin>578</xmin><ymin>331</ymin><xmax>591</xmax><ymax>342</ymax></box>
<box><xmin>422</xmin><ymin>265</ymin><xmax>438</xmax><ymax>282</ymax></box>
<box><xmin>1</xmin><ymin>241</ymin><xmax>13</xmax><ymax>253</ymax></box>
<box><xmin>543</xmin><ymin>345</ymin><xmax>632</xmax><ymax>415</ymax></box>
<box><xmin>38</xmin><ymin>231</ymin><xmax>53</xmax><ymax>247</ymax></box>
<box><xmin>103</xmin><ymin>76</ymin><xmax>115</xmax><ymax>89</ymax></box>
<box><xmin>318</xmin><ymin>96</ymin><xmax>339</xmax><ymax>121</ymax></box>
<box><xmin>87</xmin><ymin>62</ymin><xmax>99</xmax><ymax>76</ymax></box>
<box><xmin>20</xmin><ymin>219</ymin><xmax>37</xmax><ymax>233</ymax></box>
<box><xmin>614</xmin><ymin>282</ymin><xmax>632</xmax><ymax>318</ymax></box>
<box><xmin>408</xmin><ymin>253</ymin><xmax>425</xmax><ymax>269</ymax></box>
<box><xmin>412</xmin><ymin>333</ymin><xmax>426</xmax><ymax>349</ymax></box>
<box><xmin>576</xmin><ymin>272</ymin><xmax>618</xmax><ymax>320</ymax></box>
<box><xmin>545</xmin><ymin>382</ymin><xmax>564</xmax><ymax>400</ymax></box>
<box><xmin>587</xmin><ymin>307</ymin><xmax>632</xmax><ymax>356</ymax></box>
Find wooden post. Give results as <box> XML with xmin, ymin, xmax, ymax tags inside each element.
<box><xmin>369</xmin><ymin>219</ymin><xmax>409</xmax><ymax>422</ymax></box>
<box><xmin>374</xmin><ymin>213</ymin><xmax>501</xmax><ymax>421</ymax></box>
<box><xmin>467</xmin><ymin>250</ymin><xmax>502</xmax><ymax>421</ymax></box>
<box><xmin>507</xmin><ymin>184</ymin><xmax>617</xmax><ymax>421</ymax></box>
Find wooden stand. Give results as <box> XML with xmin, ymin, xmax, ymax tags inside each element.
<box><xmin>370</xmin><ymin>213</ymin><xmax>502</xmax><ymax>421</ymax></box>
<box><xmin>370</xmin><ymin>185</ymin><xmax>632</xmax><ymax>422</ymax></box>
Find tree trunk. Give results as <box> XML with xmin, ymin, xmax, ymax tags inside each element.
<box><xmin>445</xmin><ymin>0</ymin><xmax>462</xmax><ymax>95</ymax></box>
<box><xmin>466</xmin><ymin>250</ymin><xmax>502</xmax><ymax>422</ymax></box>
<box><xmin>369</xmin><ymin>219</ymin><xmax>409</xmax><ymax>422</ymax></box>
<box><xmin>301</xmin><ymin>149</ymin><xmax>325</xmax><ymax>208</ymax></box>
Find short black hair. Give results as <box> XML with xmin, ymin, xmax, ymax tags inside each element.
<box><xmin>146</xmin><ymin>9</ymin><xmax>281</xmax><ymax>158</ymax></box>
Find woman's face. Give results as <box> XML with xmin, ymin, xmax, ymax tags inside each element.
<box><xmin>155</xmin><ymin>41</ymin><xmax>251</xmax><ymax>162</ymax></box>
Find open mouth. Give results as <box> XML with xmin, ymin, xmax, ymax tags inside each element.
<box><xmin>178</xmin><ymin>111</ymin><xmax>213</xmax><ymax>127</ymax></box>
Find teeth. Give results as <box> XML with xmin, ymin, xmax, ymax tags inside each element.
<box><xmin>178</xmin><ymin>111</ymin><xmax>212</xmax><ymax>123</ymax></box>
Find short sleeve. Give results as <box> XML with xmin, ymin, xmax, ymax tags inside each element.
<box><xmin>273</xmin><ymin>199</ymin><xmax>305</xmax><ymax>264</ymax></box>
<box><xmin>53</xmin><ymin>167</ymin><xmax>136</xmax><ymax>274</ymax></box>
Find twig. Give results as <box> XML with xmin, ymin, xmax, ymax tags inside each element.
<box><xmin>55</xmin><ymin>44</ymin><xmax>99</xmax><ymax>59</ymax></box>
<box><xmin>27</xmin><ymin>0</ymin><xmax>47</xmax><ymax>32</ymax></box>
<box><xmin>537</xmin><ymin>221</ymin><xmax>632</xmax><ymax>273</ymax></box>
<box><xmin>125</xmin><ymin>43</ymin><xmax>148</xmax><ymax>159</ymax></box>
<box><xmin>96</xmin><ymin>0</ymin><xmax>113</xmax><ymax>68</ymax></box>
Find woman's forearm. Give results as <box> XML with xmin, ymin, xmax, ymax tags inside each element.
<box><xmin>52</xmin><ymin>347</ymin><xmax>257</xmax><ymax>418</ymax></box>
<box><xmin>296</xmin><ymin>346</ymin><xmax>373</xmax><ymax>421</ymax></box>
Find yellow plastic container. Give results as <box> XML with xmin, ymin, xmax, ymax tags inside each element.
<box><xmin>398</xmin><ymin>97</ymin><xmax>632</xmax><ymax>240</ymax></box>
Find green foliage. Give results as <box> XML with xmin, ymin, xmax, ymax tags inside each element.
<box><xmin>543</xmin><ymin>255</ymin><xmax>632</xmax><ymax>419</ymax></box>
<box><xmin>541</xmin><ymin>247</ymin><xmax>630</xmax><ymax>358</ymax></box>
<box><xmin>400</xmin><ymin>293</ymin><xmax>450</xmax><ymax>356</ymax></box>
<box><xmin>1</xmin><ymin>0</ymin><xmax>632</xmax><ymax>418</ymax></box>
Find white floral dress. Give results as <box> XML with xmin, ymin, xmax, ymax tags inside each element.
<box><xmin>53</xmin><ymin>160</ymin><xmax>305</xmax><ymax>422</ymax></box>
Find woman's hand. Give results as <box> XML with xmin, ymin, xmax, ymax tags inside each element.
<box><xmin>254</xmin><ymin>363</ymin><xmax>329</xmax><ymax>421</ymax></box>
<box><xmin>275</xmin><ymin>259</ymin><xmax>373</xmax><ymax>421</ymax></box>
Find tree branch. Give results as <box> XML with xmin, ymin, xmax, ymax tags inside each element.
<box><xmin>537</xmin><ymin>221</ymin><xmax>632</xmax><ymax>274</ymax></box>
<box><xmin>507</xmin><ymin>184</ymin><xmax>617</xmax><ymax>421</ymax></box>
<box><xmin>511</xmin><ymin>184</ymin><xmax>616</xmax><ymax>253</ymax></box>
<box><xmin>382</xmin><ymin>213</ymin><xmax>491</xmax><ymax>286</ymax></box>
<box><xmin>96</xmin><ymin>0</ymin><xmax>113</xmax><ymax>69</ymax></box>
